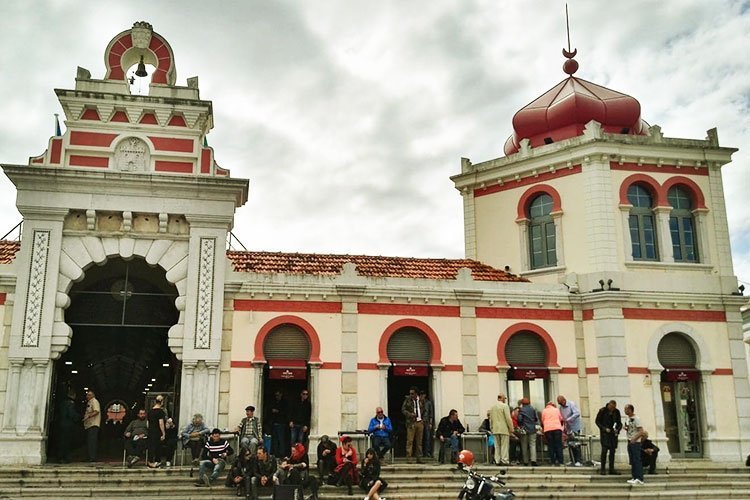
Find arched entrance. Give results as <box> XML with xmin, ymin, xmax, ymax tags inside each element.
<box><xmin>46</xmin><ymin>257</ymin><xmax>179</xmax><ymax>463</ymax></box>
<box><xmin>658</xmin><ymin>332</ymin><xmax>702</xmax><ymax>457</ymax></box>
<box><xmin>504</xmin><ymin>331</ymin><xmax>550</xmax><ymax>410</ymax></box>
<box><xmin>261</xmin><ymin>323</ymin><xmax>311</xmax><ymax>457</ymax></box>
<box><xmin>385</xmin><ymin>327</ymin><xmax>432</xmax><ymax>457</ymax></box>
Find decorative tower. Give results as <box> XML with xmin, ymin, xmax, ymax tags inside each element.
<box><xmin>0</xmin><ymin>22</ymin><xmax>248</xmax><ymax>464</ymax></box>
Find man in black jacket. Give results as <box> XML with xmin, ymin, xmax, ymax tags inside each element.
<box><xmin>640</xmin><ymin>431</ymin><xmax>660</xmax><ymax>474</ymax></box>
<box><xmin>436</xmin><ymin>409</ymin><xmax>465</xmax><ymax>464</ymax></box>
<box><xmin>251</xmin><ymin>445</ymin><xmax>278</xmax><ymax>500</ymax></box>
<box><xmin>270</xmin><ymin>391</ymin><xmax>288</xmax><ymax>457</ymax></box>
<box><xmin>289</xmin><ymin>389</ymin><xmax>312</xmax><ymax>446</ymax></box>
<box><xmin>595</xmin><ymin>400</ymin><xmax>623</xmax><ymax>475</ymax></box>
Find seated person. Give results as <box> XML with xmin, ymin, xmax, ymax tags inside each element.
<box><xmin>333</xmin><ymin>436</ymin><xmax>359</xmax><ymax>496</ymax></box>
<box><xmin>251</xmin><ymin>445</ymin><xmax>278</xmax><ymax>500</ymax></box>
<box><xmin>124</xmin><ymin>408</ymin><xmax>148</xmax><ymax>467</ymax></box>
<box><xmin>436</xmin><ymin>409</ymin><xmax>465</xmax><ymax>463</ymax></box>
<box><xmin>641</xmin><ymin>431</ymin><xmax>660</xmax><ymax>474</ymax></box>
<box><xmin>367</xmin><ymin>407</ymin><xmax>393</xmax><ymax>460</ymax></box>
<box><xmin>228</xmin><ymin>446</ymin><xmax>256</xmax><ymax>498</ymax></box>
<box><xmin>478</xmin><ymin>410</ymin><xmax>495</xmax><ymax>464</ymax></box>
<box><xmin>194</xmin><ymin>428</ymin><xmax>234</xmax><ymax>487</ymax></box>
<box><xmin>162</xmin><ymin>417</ymin><xmax>178</xmax><ymax>467</ymax></box>
<box><xmin>276</xmin><ymin>443</ymin><xmax>319</xmax><ymax>500</ymax></box>
<box><xmin>181</xmin><ymin>413</ymin><xmax>211</xmax><ymax>464</ymax></box>
<box><xmin>359</xmin><ymin>448</ymin><xmax>388</xmax><ymax>500</ymax></box>
<box><xmin>317</xmin><ymin>434</ymin><xmax>337</xmax><ymax>479</ymax></box>
<box><xmin>235</xmin><ymin>405</ymin><xmax>262</xmax><ymax>453</ymax></box>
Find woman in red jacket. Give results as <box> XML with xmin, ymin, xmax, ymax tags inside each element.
<box><xmin>334</xmin><ymin>436</ymin><xmax>359</xmax><ymax>495</ymax></box>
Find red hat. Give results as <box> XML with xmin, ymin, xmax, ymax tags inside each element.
<box><xmin>340</xmin><ymin>435</ymin><xmax>351</xmax><ymax>443</ymax></box>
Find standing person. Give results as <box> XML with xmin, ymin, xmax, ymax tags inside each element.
<box><xmin>235</xmin><ymin>405</ymin><xmax>262</xmax><ymax>453</ymax></box>
<box><xmin>595</xmin><ymin>400</ymin><xmax>623</xmax><ymax>475</ymax></box>
<box><xmin>147</xmin><ymin>394</ymin><xmax>167</xmax><ymax>468</ymax></box>
<box><xmin>401</xmin><ymin>386</ymin><xmax>425</xmax><ymax>463</ymax></box>
<box><xmin>436</xmin><ymin>409</ymin><xmax>465</xmax><ymax>464</ymax></box>
<box><xmin>359</xmin><ymin>448</ymin><xmax>388</xmax><ymax>500</ymax></box>
<box><xmin>624</xmin><ymin>404</ymin><xmax>645</xmax><ymax>485</ymax></box>
<box><xmin>640</xmin><ymin>431</ymin><xmax>660</xmax><ymax>475</ymax></box>
<box><xmin>517</xmin><ymin>398</ymin><xmax>539</xmax><ymax>466</ymax></box>
<box><xmin>289</xmin><ymin>389</ymin><xmax>311</xmax><ymax>446</ymax></box>
<box><xmin>270</xmin><ymin>391</ymin><xmax>288</xmax><ymax>457</ymax></box>
<box><xmin>420</xmin><ymin>390</ymin><xmax>434</xmax><ymax>458</ymax></box>
<box><xmin>557</xmin><ymin>395</ymin><xmax>583</xmax><ymax>466</ymax></box>
<box><xmin>181</xmin><ymin>413</ymin><xmax>211</xmax><ymax>464</ymax></box>
<box><xmin>489</xmin><ymin>393</ymin><xmax>514</xmax><ymax>466</ymax></box>
<box><xmin>541</xmin><ymin>401</ymin><xmax>564</xmax><ymax>466</ymax></box>
<box><xmin>334</xmin><ymin>436</ymin><xmax>359</xmax><ymax>496</ymax></box>
<box><xmin>82</xmin><ymin>389</ymin><xmax>101</xmax><ymax>463</ymax></box>
<box><xmin>367</xmin><ymin>407</ymin><xmax>393</xmax><ymax>461</ymax></box>
<box><xmin>163</xmin><ymin>417</ymin><xmax>178</xmax><ymax>467</ymax></box>
<box><xmin>55</xmin><ymin>389</ymin><xmax>78</xmax><ymax>463</ymax></box>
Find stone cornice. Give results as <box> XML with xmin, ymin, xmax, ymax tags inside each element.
<box><xmin>2</xmin><ymin>165</ymin><xmax>249</xmax><ymax>207</ymax></box>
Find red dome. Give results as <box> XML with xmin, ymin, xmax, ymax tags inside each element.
<box><xmin>504</xmin><ymin>76</ymin><xmax>647</xmax><ymax>156</ymax></box>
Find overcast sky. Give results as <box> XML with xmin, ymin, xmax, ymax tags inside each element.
<box><xmin>1</xmin><ymin>0</ymin><xmax>749</xmax><ymax>284</ymax></box>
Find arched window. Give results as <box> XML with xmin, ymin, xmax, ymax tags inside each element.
<box><xmin>528</xmin><ymin>194</ymin><xmax>557</xmax><ymax>269</ymax></box>
<box><xmin>505</xmin><ymin>331</ymin><xmax>549</xmax><ymax>410</ymax></box>
<box><xmin>668</xmin><ymin>186</ymin><xmax>698</xmax><ymax>262</ymax></box>
<box><xmin>627</xmin><ymin>184</ymin><xmax>658</xmax><ymax>260</ymax></box>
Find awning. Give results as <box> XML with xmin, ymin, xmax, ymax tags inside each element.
<box><xmin>662</xmin><ymin>368</ymin><xmax>700</xmax><ymax>382</ymax></box>
<box><xmin>508</xmin><ymin>366</ymin><xmax>549</xmax><ymax>380</ymax></box>
<box><xmin>268</xmin><ymin>359</ymin><xmax>307</xmax><ymax>380</ymax></box>
<box><xmin>392</xmin><ymin>362</ymin><xmax>429</xmax><ymax>377</ymax></box>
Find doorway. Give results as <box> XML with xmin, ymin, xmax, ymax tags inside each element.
<box><xmin>46</xmin><ymin>257</ymin><xmax>179</xmax><ymax>463</ymax></box>
<box><xmin>386</xmin><ymin>367</ymin><xmax>430</xmax><ymax>457</ymax></box>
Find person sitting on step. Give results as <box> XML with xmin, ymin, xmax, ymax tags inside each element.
<box><xmin>640</xmin><ymin>431</ymin><xmax>660</xmax><ymax>475</ymax></box>
<box><xmin>250</xmin><ymin>445</ymin><xmax>278</xmax><ymax>500</ymax></box>
<box><xmin>367</xmin><ymin>407</ymin><xmax>393</xmax><ymax>461</ymax></box>
<box><xmin>235</xmin><ymin>405</ymin><xmax>262</xmax><ymax>454</ymax></box>
<box><xmin>181</xmin><ymin>413</ymin><xmax>211</xmax><ymax>465</ymax></box>
<box><xmin>124</xmin><ymin>408</ymin><xmax>148</xmax><ymax>468</ymax></box>
<box><xmin>276</xmin><ymin>442</ymin><xmax>319</xmax><ymax>500</ymax></box>
<box><xmin>195</xmin><ymin>428</ymin><xmax>234</xmax><ymax>487</ymax></box>
<box><xmin>360</xmin><ymin>448</ymin><xmax>388</xmax><ymax>500</ymax></box>
<box><xmin>317</xmin><ymin>434</ymin><xmax>337</xmax><ymax>480</ymax></box>
<box><xmin>436</xmin><ymin>409</ymin><xmax>465</xmax><ymax>464</ymax></box>
<box><xmin>228</xmin><ymin>446</ymin><xmax>256</xmax><ymax>498</ymax></box>
<box><xmin>333</xmin><ymin>435</ymin><xmax>359</xmax><ymax>495</ymax></box>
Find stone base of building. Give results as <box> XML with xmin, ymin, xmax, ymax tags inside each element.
<box><xmin>0</xmin><ymin>432</ymin><xmax>45</xmax><ymax>464</ymax></box>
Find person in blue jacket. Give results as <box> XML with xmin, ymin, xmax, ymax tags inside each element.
<box><xmin>367</xmin><ymin>407</ymin><xmax>393</xmax><ymax>461</ymax></box>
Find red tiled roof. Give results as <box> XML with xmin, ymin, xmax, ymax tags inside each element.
<box><xmin>226</xmin><ymin>251</ymin><xmax>527</xmax><ymax>282</ymax></box>
<box><xmin>0</xmin><ymin>240</ymin><xmax>20</xmax><ymax>264</ymax></box>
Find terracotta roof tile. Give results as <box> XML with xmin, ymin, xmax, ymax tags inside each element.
<box><xmin>0</xmin><ymin>240</ymin><xmax>20</xmax><ymax>264</ymax></box>
<box><xmin>226</xmin><ymin>251</ymin><xmax>527</xmax><ymax>282</ymax></box>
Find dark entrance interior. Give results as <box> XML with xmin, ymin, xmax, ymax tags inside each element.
<box><xmin>261</xmin><ymin>365</ymin><xmax>309</xmax><ymax>456</ymax></box>
<box><xmin>386</xmin><ymin>369</ymin><xmax>430</xmax><ymax>457</ymax></box>
<box><xmin>47</xmin><ymin>257</ymin><xmax>179</xmax><ymax>463</ymax></box>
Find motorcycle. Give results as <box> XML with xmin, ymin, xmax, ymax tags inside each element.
<box><xmin>457</xmin><ymin>465</ymin><xmax>515</xmax><ymax>499</ymax></box>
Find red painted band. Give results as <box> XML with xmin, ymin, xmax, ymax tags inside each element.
<box><xmin>234</xmin><ymin>300</ymin><xmax>342</xmax><ymax>314</ymax></box>
<box><xmin>359</xmin><ymin>303</ymin><xmax>460</xmax><ymax>317</ymax></box>
<box><xmin>357</xmin><ymin>363</ymin><xmax>380</xmax><ymax>370</ymax></box>
<box><xmin>559</xmin><ymin>367</ymin><xmax>578</xmax><ymax>374</ymax></box>
<box><xmin>50</xmin><ymin>139</ymin><xmax>62</xmax><ymax>164</ymax></box>
<box><xmin>585</xmin><ymin>367</ymin><xmax>599</xmax><ymax>374</ymax></box>
<box><xmin>712</xmin><ymin>368</ymin><xmax>733</xmax><ymax>376</ymax></box>
<box><xmin>321</xmin><ymin>362</ymin><xmax>342</xmax><ymax>370</ymax></box>
<box><xmin>201</xmin><ymin>148</ymin><xmax>212</xmax><ymax>174</ymax></box>
<box><xmin>474</xmin><ymin>165</ymin><xmax>582</xmax><ymax>198</ymax></box>
<box><xmin>622</xmin><ymin>308</ymin><xmax>725</xmax><ymax>322</ymax></box>
<box><xmin>478</xmin><ymin>365</ymin><xmax>498</xmax><ymax>373</ymax></box>
<box><xmin>582</xmin><ymin>309</ymin><xmax>594</xmax><ymax>321</ymax></box>
<box><xmin>149</xmin><ymin>136</ymin><xmax>194</xmax><ymax>153</ymax></box>
<box><xmin>476</xmin><ymin>307</ymin><xmax>573</xmax><ymax>321</ymax></box>
<box><xmin>70</xmin><ymin>131</ymin><xmax>118</xmax><ymax>147</ymax></box>
<box><xmin>140</xmin><ymin>113</ymin><xmax>159</xmax><ymax>125</ymax></box>
<box><xmin>610</xmin><ymin>162</ymin><xmax>709</xmax><ymax>176</ymax></box>
<box><xmin>69</xmin><ymin>155</ymin><xmax>109</xmax><ymax>168</ymax></box>
<box><xmin>80</xmin><ymin>108</ymin><xmax>100</xmax><ymax>121</ymax></box>
<box><xmin>443</xmin><ymin>364</ymin><xmax>463</xmax><ymax>372</ymax></box>
<box><xmin>628</xmin><ymin>367</ymin><xmax>650</xmax><ymax>374</ymax></box>
<box><xmin>231</xmin><ymin>361</ymin><xmax>253</xmax><ymax>368</ymax></box>
<box><xmin>154</xmin><ymin>160</ymin><xmax>193</xmax><ymax>173</ymax></box>
<box><xmin>0</xmin><ymin>293</ymin><xmax>6</xmax><ymax>305</ymax></box>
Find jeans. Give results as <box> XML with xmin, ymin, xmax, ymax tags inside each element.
<box><xmin>240</xmin><ymin>436</ymin><xmax>260</xmax><ymax>453</ymax></box>
<box><xmin>198</xmin><ymin>458</ymin><xmax>226</xmax><ymax>481</ymax></box>
<box><xmin>125</xmin><ymin>436</ymin><xmax>147</xmax><ymax>458</ymax></box>
<box><xmin>291</xmin><ymin>425</ymin><xmax>308</xmax><ymax>445</ymax></box>
<box><xmin>422</xmin><ymin>423</ymin><xmax>433</xmax><ymax>457</ymax></box>
<box><xmin>85</xmin><ymin>426</ymin><xmax>99</xmax><ymax>461</ymax></box>
<box><xmin>371</xmin><ymin>435</ymin><xmax>392</xmax><ymax>459</ymax></box>
<box><xmin>272</xmin><ymin>423</ymin><xmax>287</xmax><ymax>457</ymax></box>
<box><xmin>627</xmin><ymin>442</ymin><xmax>644</xmax><ymax>480</ymax></box>
<box><xmin>545</xmin><ymin>430</ymin><xmax>563</xmax><ymax>464</ymax></box>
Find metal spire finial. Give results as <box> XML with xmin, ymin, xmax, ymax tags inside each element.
<box><xmin>562</xmin><ymin>3</ymin><xmax>579</xmax><ymax>75</ymax></box>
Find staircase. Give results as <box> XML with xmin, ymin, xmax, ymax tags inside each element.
<box><xmin>1</xmin><ymin>460</ymin><xmax>749</xmax><ymax>499</ymax></box>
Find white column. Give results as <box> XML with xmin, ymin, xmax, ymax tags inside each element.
<box><xmin>207</xmin><ymin>361</ymin><xmax>220</xmax><ymax>426</ymax></box>
<box><xmin>378</xmin><ymin>364</ymin><xmax>389</xmax><ymax>410</ymax></box>
<box><xmin>552</xmin><ymin>211</ymin><xmax>565</xmax><ymax>267</ymax></box>
<box><xmin>516</xmin><ymin>219</ymin><xmax>529</xmax><ymax>271</ymax></box>
<box><xmin>252</xmin><ymin>362</ymin><xmax>265</xmax><ymax>418</ymax></box>
<box><xmin>2</xmin><ymin>360</ymin><xmax>23</xmax><ymax>431</ymax></box>
<box><xmin>31</xmin><ymin>359</ymin><xmax>49</xmax><ymax>431</ymax></box>
<box><xmin>693</xmin><ymin>208</ymin><xmax>711</xmax><ymax>265</ymax></box>
<box><xmin>549</xmin><ymin>368</ymin><xmax>560</xmax><ymax>398</ymax></box>
<box><xmin>431</xmin><ymin>367</ymin><xmax>443</xmax><ymax>424</ymax></box>
<box><xmin>619</xmin><ymin>205</ymin><xmax>633</xmax><ymax>262</ymax></box>
<box><xmin>180</xmin><ymin>362</ymin><xmax>196</xmax><ymax>428</ymax></box>
<box><xmin>309</xmin><ymin>363</ymin><xmax>321</xmax><ymax>435</ymax></box>
<box><xmin>649</xmin><ymin>368</ymin><xmax>672</xmax><ymax>462</ymax></box>
<box><xmin>654</xmin><ymin>207</ymin><xmax>674</xmax><ymax>262</ymax></box>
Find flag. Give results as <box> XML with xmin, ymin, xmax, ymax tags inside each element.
<box><xmin>203</xmin><ymin>136</ymin><xmax>208</xmax><ymax>147</ymax></box>
<box><xmin>54</xmin><ymin>113</ymin><xmax>62</xmax><ymax>136</ymax></box>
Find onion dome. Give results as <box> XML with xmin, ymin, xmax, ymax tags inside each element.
<box><xmin>504</xmin><ymin>48</ymin><xmax>648</xmax><ymax>156</ymax></box>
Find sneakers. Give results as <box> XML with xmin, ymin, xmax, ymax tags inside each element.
<box><xmin>627</xmin><ymin>478</ymin><xmax>645</xmax><ymax>485</ymax></box>
<box><xmin>128</xmin><ymin>456</ymin><xmax>140</xmax><ymax>468</ymax></box>
<box><xmin>574</xmin><ymin>462</ymin><xmax>582</xmax><ymax>467</ymax></box>
<box><xmin>165</xmin><ymin>461</ymin><xmax>172</xmax><ymax>467</ymax></box>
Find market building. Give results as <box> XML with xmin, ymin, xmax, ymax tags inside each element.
<box><xmin>0</xmin><ymin>22</ymin><xmax>748</xmax><ymax>465</ymax></box>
